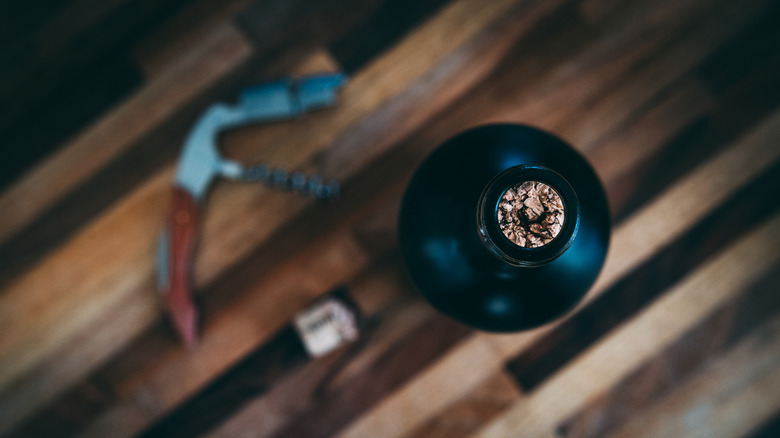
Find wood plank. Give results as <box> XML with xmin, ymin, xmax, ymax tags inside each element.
<box><xmin>234</xmin><ymin>0</ymin><xmax>388</xmax><ymax>58</ymax></box>
<box><xmin>200</xmin><ymin>261</ymin><xmax>430</xmax><ymax>438</ymax></box>
<box><xmin>136</xmin><ymin>290</ymin><xmax>356</xmax><ymax>437</ymax></box>
<box><xmin>455</xmin><ymin>0</ymin><xmax>749</xmax><ymax>145</ymax></box>
<box><xmin>328</xmin><ymin>0</ymin><xmax>451</xmax><ymax>73</ymax></box>
<box><xmin>335</xmin><ymin>108</ymin><xmax>780</xmax><ymax>438</ymax></box>
<box><xmin>3</xmin><ymin>0</ymin><xmax>778</xmax><ymax>435</ymax></box>
<box><xmin>5</xmin><ymin>379</ymin><xmax>115</xmax><ymax>438</ymax></box>
<box><xmin>566</xmin><ymin>108</ymin><xmax>780</xmax><ymax>327</ymax></box>
<box><xmin>196</xmin><ymin>339</ymin><xmax>356</xmax><ymax>438</ymax></box>
<box><xmin>130</xmin><ymin>0</ymin><xmax>256</xmax><ymax>78</ymax></box>
<box><xmin>312</xmin><ymin>0</ymin><xmax>572</xmax><ymax>181</ymax></box>
<box><xmin>0</xmin><ymin>0</ymin><xmax>196</xmax><ymax>191</ymax></box>
<box><xmin>70</xmin><ymin>5</ymin><xmax>544</xmax><ymax>422</ymax></box>
<box><xmin>747</xmin><ymin>412</ymin><xmax>780</xmax><ymax>438</ymax></box>
<box><xmin>0</xmin><ymin>21</ymin><xmax>252</xmax><ymax>247</ymax></box>
<box><xmin>474</xmin><ymin>212</ymin><xmax>780</xmax><ymax>437</ymax></box>
<box><xmin>0</xmin><ymin>175</ymin><xmax>169</xmax><ymax>435</ymax></box>
<box><xmin>0</xmin><ymin>0</ymin><xmax>527</xmax><ymax>433</ymax></box>
<box><xmin>591</xmin><ymin>79</ymin><xmax>714</xmax><ymax>215</ymax></box>
<box><xmin>271</xmin><ymin>315</ymin><xmax>470</xmax><ymax>438</ymax></box>
<box><xmin>556</xmin><ymin>267</ymin><xmax>780</xmax><ymax>438</ymax></box>
<box><xmin>74</xmin><ymin>229</ymin><xmax>369</xmax><ymax>438</ymax></box>
<box><xmin>406</xmin><ymin>372</ymin><xmax>522</xmax><ymax>438</ymax></box>
<box><xmin>80</xmin><ymin>176</ymin><xmax>407</xmax><ymax>438</ymax></box>
<box><xmin>610</xmin><ymin>313</ymin><xmax>780</xmax><ymax>438</ymax></box>
<box><xmin>696</xmin><ymin>0</ymin><xmax>780</xmax><ymax>97</ymax></box>
<box><xmin>0</xmin><ymin>54</ymin><xmax>143</xmax><ymax>193</ymax></box>
<box><xmin>0</xmin><ymin>46</ymin><xmax>340</xmax><ymax>293</ymax></box>
<box><xmin>504</xmin><ymin>158</ymin><xmax>780</xmax><ymax>392</ymax></box>
<box><xmin>2</xmin><ymin>0</ymin><xmax>729</xmax><ymax>292</ymax></box>
<box><xmin>85</xmin><ymin>261</ymin><xmax>426</xmax><ymax>438</ymax></box>
<box><xmin>0</xmin><ymin>0</ymin><xmax>389</xmax><ymax>290</ymax></box>
<box><xmin>560</xmin><ymin>0</ymin><xmax>772</xmax><ymax>150</ymax></box>
<box><xmin>608</xmin><ymin>11</ymin><xmax>780</xmax><ymax>222</ymax></box>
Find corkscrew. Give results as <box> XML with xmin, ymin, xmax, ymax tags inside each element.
<box><xmin>242</xmin><ymin>164</ymin><xmax>339</xmax><ymax>199</ymax></box>
<box><xmin>156</xmin><ymin>73</ymin><xmax>347</xmax><ymax>347</ymax></box>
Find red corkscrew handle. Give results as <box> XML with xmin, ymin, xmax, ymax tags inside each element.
<box><xmin>165</xmin><ymin>186</ymin><xmax>200</xmax><ymax>347</ymax></box>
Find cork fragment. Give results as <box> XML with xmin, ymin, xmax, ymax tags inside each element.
<box><xmin>497</xmin><ymin>181</ymin><xmax>564</xmax><ymax>248</ymax></box>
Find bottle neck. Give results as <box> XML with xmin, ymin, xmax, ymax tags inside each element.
<box><xmin>476</xmin><ymin>165</ymin><xmax>580</xmax><ymax>267</ymax></box>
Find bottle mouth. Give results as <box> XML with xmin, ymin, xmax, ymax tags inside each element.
<box><xmin>477</xmin><ymin>165</ymin><xmax>579</xmax><ymax>267</ymax></box>
<box><xmin>497</xmin><ymin>180</ymin><xmax>565</xmax><ymax>248</ymax></box>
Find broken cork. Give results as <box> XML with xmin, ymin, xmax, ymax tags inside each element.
<box><xmin>497</xmin><ymin>181</ymin><xmax>565</xmax><ymax>248</ymax></box>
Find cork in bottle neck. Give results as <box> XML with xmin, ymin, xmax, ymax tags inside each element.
<box><xmin>477</xmin><ymin>165</ymin><xmax>579</xmax><ymax>267</ymax></box>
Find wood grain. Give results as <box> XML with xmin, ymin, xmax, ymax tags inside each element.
<box><xmin>0</xmin><ymin>21</ymin><xmax>252</xmax><ymax>247</ymax></box>
<box><xmin>407</xmin><ymin>372</ymin><xmax>522</xmax><ymax>438</ymax></box>
<box><xmin>475</xmin><ymin>212</ymin><xmax>780</xmax><ymax>437</ymax></box>
<box><xmin>505</xmin><ymin>159</ymin><xmax>780</xmax><ymax>392</ymax></box>
<box><xmin>337</xmin><ymin>108</ymin><xmax>780</xmax><ymax>438</ymax></box>
<box><xmin>611</xmin><ymin>313</ymin><xmax>780</xmax><ymax>438</ymax></box>
<box><xmin>201</xmin><ymin>260</ymin><xmax>429</xmax><ymax>438</ymax></box>
<box><xmin>0</xmin><ymin>0</ymin><xmax>190</xmax><ymax>190</ymax></box>
<box><xmin>557</xmin><ymin>268</ymin><xmax>780</xmax><ymax>438</ymax></box>
<box><xmin>2</xmin><ymin>0</ymin><xmax>779</xmax><ymax>436</ymax></box>
<box><xmin>0</xmin><ymin>0</ymin><xmax>517</xmax><ymax>430</ymax></box>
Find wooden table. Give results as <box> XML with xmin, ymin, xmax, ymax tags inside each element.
<box><xmin>1</xmin><ymin>0</ymin><xmax>779</xmax><ymax>436</ymax></box>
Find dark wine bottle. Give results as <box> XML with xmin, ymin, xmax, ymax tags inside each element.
<box><xmin>399</xmin><ymin>124</ymin><xmax>610</xmax><ymax>332</ymax></box>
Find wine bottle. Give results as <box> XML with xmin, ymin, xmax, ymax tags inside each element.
<box><xmin>399</xmin><ymin>124</ymin><xmax>610</xmax><ymax>332</ymax></box>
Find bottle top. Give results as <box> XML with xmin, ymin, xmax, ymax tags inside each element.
<box><xmin>477</xmin><ymin>165</ymin><xmax>580</xmax><ymax>267</ymax></box>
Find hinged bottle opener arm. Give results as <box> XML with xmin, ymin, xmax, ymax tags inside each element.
<box><xmin>157</xmin><ymin>73</ymin><xmax>347</xmax><ymax>347</ymax></box>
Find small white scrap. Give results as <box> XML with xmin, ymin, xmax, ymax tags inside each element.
<box><xmin>293</xmin><ymin>298</ymin><xmax>359</xmax><ymax>357</ymax></box>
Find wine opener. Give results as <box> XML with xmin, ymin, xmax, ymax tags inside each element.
<box><xmin>156</xmin><ymin>73</ymin><xmax>347</xmax><ymax>347</ymax></box>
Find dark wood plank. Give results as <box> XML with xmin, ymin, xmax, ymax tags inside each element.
<box><xmin>0</xmin><ymin>0</ymin><xmax>404</xmax><ymax>292</ymax></box>
<box><xmin>555</xmin><ymin>268</ymin><xmax>780</xmax><ymax>438</ymax></box>
<box><xmin>609</xmin><ymin>1</ymin><xmax>780</xmax><ymax>222</ymax></box>
<box><xmin>696</xmin><ymin>0</ymin><xmax>780</xmax><ymax>96</ymax></box>
<box><xmin>4</xmin><ymin>379</ymin><xmax>115</xmax><ymax>438</ymax></box>
<box><xmin>0</xmin><ymin>54</ymin><xmax>143</xmax><ymax>191</ymax></box>
<box><xmin>236</xmin><ymin>0</ymin><xmax>387</xmax><ymax>56</ymax></box>
<box><xmin>0</xmin><ymin>0</ymin><xmax>68</xmax><ymax>42</ymax></box>
<box><xmin>190</xmin><ymin>258</ymin><xmax>427</xmax><ymax>438</ymax></box>
<box><xmin>0</xmin><ymin>0</ymin><xmax>193</xmax><ymax>190</ymax></box>
<box><xmin>137</xmin><ymin>290</ymin><xmax>357</xmax><ymax>438</ymax></box>
<box><xmin>504</xmin><ymin>158</ymin><xmax>780</xmax><ymax>392</ymax></box>
<box><xmin>608</xmin><ymin>114</ymin><xmax>725</xmax><ymax>223</ymax></box>
<box><xmin>328</xmin><ymin>0</ymin><xmax>451</xmax><ymax>73</ymax></box>
<box><xmin>406</xmin><ymin>372</ymin><xmax>521</xmax><ymax>438</ymax></box>
<box><xmin>271</xmin><ymin>314</ymin><xmax>471</xmax><ymax>438</ymax></box>
<box><xmin>747</xmin><ymin>411</ymin><xmax>780</xmax><ymax>438</ymax></box>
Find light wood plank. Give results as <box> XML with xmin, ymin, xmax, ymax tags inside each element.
<box><xmin>205</xmin><ymin>299</ymin><xmax>436</xmax><ymax>438</ymax></box>
<box><xmin>474</xmin><ymin>213</ymin><xmax>780</xmax><ymax>438</ymax></box>
<box><xmin>611</xmin><ymin>314</ymin><xmax>780</xmax><ymax>438</ymax></box>
<box><xmin>78</xmin><ymin>230</ymin><xmax>370</xmax><ymax>438</ymax></box>
<box><xmin>335</xmin><ymin>108</ymin><xmax>780</xmax><ymax>438</ymax></box>
<box><xmin>0</xmin><ymin>171</ymin><xmax>171</xmax><ymax>433</ymax></box>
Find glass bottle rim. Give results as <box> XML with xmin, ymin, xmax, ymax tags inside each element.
<box><xmin>476</xmin><ymin>165</ymin><xmax>580</xmax><ymax>267</ymax></box>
